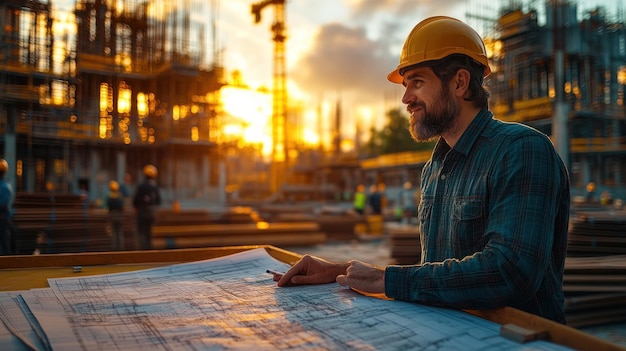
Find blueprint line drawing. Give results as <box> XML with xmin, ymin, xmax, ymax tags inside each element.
<box><xmin>5</xmin><ymin>248</ymin><xmax>572</xmax><ymax>350</ymax></box>
<box><xmin>0</xmin><ymin>291</ymin><xmax>50</xmax><ymax>351</ymax></box>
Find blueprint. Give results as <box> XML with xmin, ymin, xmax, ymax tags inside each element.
<box><xmin>0</xmin><ymin>291</ymin><xmax>49</xmax><ymax>351</ymax></box>
<box><xmin>4</xmin><ymin>248</ymin><xmax>572</xmax><ymax>350</ymax></box>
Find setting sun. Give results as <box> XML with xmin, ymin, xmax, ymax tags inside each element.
<box><xmin>220</xmin><ymin>85</ymin><xmax>272</xmax><ymax>152</ymax></box>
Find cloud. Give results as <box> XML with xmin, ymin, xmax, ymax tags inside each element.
<box><xmin>348</xmin><ymin>0</ymin><xmax>466</xmax><ymax>19</ymax></box>
<box><xmin>289</xmin><ymin>0</ymin><xmax>468</xmax><ymax>103</ymax></box>
<box><xmin>348</xmin><ymin>0</ymin><xmax>467</xmax><ymax>44</ymax></box>
<box><xmin>290</xmin><ymin>23</ymin><xmax>397</xmax><ymax>101</ymax></box>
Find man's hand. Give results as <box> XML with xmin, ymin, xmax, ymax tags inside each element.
<box><xmin>276</xmin><ymin>254</ymin><xmax>349</xmax><ymax>287</ymax></box>
<box><xmin>336</xmin><ymin>260</ymin><xmax>385</xmax><ymax>294</ymax></box>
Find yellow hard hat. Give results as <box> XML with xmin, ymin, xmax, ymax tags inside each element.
<box><xmin>387</xmin><ymin>16</ymin><xmax>491</xmax><ymax>84</ymax></box>
<box><xmin>0</xmin><ymin>159</ymin><xmax>7</xmax><ymax>173</ymax></box>
<box><xmin>143</xmin><ymin>164</ymin><xmax>158</xmax><ymax>178</ymax></box>
<box><xmin>109</xmin><ymin>180</ymin><xmax>119</xmax><ymax>191</ymax></box>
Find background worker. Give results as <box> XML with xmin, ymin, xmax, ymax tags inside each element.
<box><xmin>106</xmin><ymin>180</ymin><xmax>125</xmax><ymax>250</ymax></box>
<box><xmin>0</xmin><ymin>159</ymin><xmax>14</xmax><ymax>255</ymax></box>
<box><xmin>367</xmin><ymin>184</ymin><xmax>382</xmax><ymax>215</ymax></box>
<box><xmin>133</xmin><ymin>164</ymin><xmax>161</xmax><ymax>250</ymax></box>
<box><xmin>276</xmin><ymin>16</ymin><xmax>570</xmax><ymax>324</ymax></box>
<box><xmin>352</xmin><ymin>184</ymin><xmax>366</xmax><ymax>215</ymax></box>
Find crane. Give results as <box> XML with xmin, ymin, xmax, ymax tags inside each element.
<box><xmin>251</xmin><ymin>0</ymin><xmax>287</xmax><ymax>194</ymax></box>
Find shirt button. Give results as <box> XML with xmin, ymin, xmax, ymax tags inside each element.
<box><xmin>441</xmin><ymin>175</ymin><xmax>446</xmax><ymax>180</ymax></box>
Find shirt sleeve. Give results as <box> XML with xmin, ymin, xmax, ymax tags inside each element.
<box><xmin>385</xmin><ymin>133</ymin><xmax>566</xmax><ymax>310</ymax></box>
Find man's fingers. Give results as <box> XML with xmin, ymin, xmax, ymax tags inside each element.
<box><xmin>290</xmin><ymin>274</ymin><xmax>323</xmax><ymax>285</ymax></box>
<box><xmin>336</xmin><ymin>274</ymin><xmax>348</xmax><ymax>286</ymax></box>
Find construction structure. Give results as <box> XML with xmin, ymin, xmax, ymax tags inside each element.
<box><xmin>491</xmin><ymin>0</ymin><xmax>626</xmax><ymax>201</ymax></box>
<box><xmin>2</xmin><ymin>0</ymin><xmax>624</xmax><ymax>208</ymax></box>
<box><xmin>251</xmin><ymin>0</ymin><xmax>289</xmax><ymax>194</ymax></box>
<box><xmin>0</xmin><ymin>0</ymin><xmax>225</xmax><ymax>204</ymax></box>
<box><xmin>360</xmin><ymin>0</ymin><xmax>626</xmax><ymax>203</ymax></box>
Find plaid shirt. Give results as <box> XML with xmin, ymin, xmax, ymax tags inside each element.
<box><xmin>385</xmin><ymin>109</ymin><xmax>570</xmax><ymax>324</ymax></box>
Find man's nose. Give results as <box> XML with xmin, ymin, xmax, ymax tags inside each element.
<box><xmin>401</xmin><ymin>88</ymin><xmax>414</xmax><ymax>105</ymax></box>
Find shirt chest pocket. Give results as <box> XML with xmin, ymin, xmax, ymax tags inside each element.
<box><xmin>452</xmin><ymin>198</ymin><xmax>485</xmax><ymax>254</ymax></box>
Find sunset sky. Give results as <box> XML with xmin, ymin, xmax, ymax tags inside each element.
<box><xmin>219</xmin><ymin>0</ymin><xmax>620</xmax><ymax>88</ymax></box>
<box><xmin>219</xmin><ymin>0</ymin><xmax>472</xmax><ymax>138</ymax></box>
<box><xmin>51</xmin><ymin>0</ymin><xmax>621</xmax><ymax>149</ymax></box>
<box><xmin>216</xmin><ymin>0</ymin><xmax>621</xmax><ymax>147</ymax></box>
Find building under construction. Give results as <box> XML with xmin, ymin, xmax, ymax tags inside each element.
<box><xmin>362</xmin><ymin>0</ymin><xmax>626</xmax><ymax>203</ymax></box>
<box><xmin>0</xmin><ymin>0</ymin><xmax>225</xmax><ymax>204</ymax></box>
<box><xmin>491</xmin><ymin>1</ymin><xmax>626</xmax><ymax>201</ymax></box>
<box><xmin>1</xmin><ymin>0</ymin><xmax>625</xmax><ymax>207</ymax></box>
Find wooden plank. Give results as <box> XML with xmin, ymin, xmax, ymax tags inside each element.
<box><xmin>0</xmin><ymin>245</ymin><xmax>300</xmax><ymax>270</ymax></box>
<box><xmin>566</xmin><ymin>308</ymin><xmax>626</xmax><ymax>328</ymax></box>
<box><xmin>153</xmin><ymin>222</ymin><xmax>321</xmax><ymax>236</ymax></box>
<box><xmin>153</xmin><ymin>232</ymin><xmax>327</xmax><ymax>249</ymax></box>
<box><xmin>467</xmin><ymin>307</ymin><xmax>625</xmax><ymax>351</ymax></box>
<box><xmin>565</xmin><ymin>293</ymin><xmax>626</xmax><ymax>308</ymax></box>
<box><xmin>0</xmin><ymin>246</ymin><xmax>305</xmax><ymax>292</ymax></box>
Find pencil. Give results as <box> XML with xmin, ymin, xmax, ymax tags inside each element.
<box><xmin>266</xmin><ymin>269</ymin><xmax>284</xmax><ymax>276</ymax></box>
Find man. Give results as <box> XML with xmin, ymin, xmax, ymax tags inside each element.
<box><xmin>275</xmin><ymin>16</ymin><xmax>570</xmax><ymax>324</ymax></box>
<box><xmin>352</xmin><ymin>184</ymin><xmax>366</xmax><ymax>215</ymax></box>
<box><xmin>133</xmin><ymin>164</ymin><xmax>161</xmax><ymax>250</ymax></box>
<box><xmin>367</xmin><ymin>184</ymin><xmax>382</xmax><ymax>215</ymax></box>
<box><xmin>107</xmin><ymin>180</ymin><xmax>125</xmax><ymax>250</ymax></box>
<box><xmin>0</xmin><ymin>159</ymin><xmax>13</xmax><ymax>255</ymax></box>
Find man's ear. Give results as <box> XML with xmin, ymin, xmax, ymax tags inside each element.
<box><xmin>453</xmin><ymin>69</ymin><xmax>471</xmax><ymax>98</ymax></box>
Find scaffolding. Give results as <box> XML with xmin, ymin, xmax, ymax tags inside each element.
<box><xmin>0</xmin><ymin>0</ymin><xmax>225</xmax><ymax>203</ymax></box>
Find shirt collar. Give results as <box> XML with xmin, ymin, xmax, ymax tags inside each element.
<box><xmin>450</xmin><ymin>108</ymin><xmax>493</xmax><ymax>156</ymax></box>
<box><xmin>431</xmin><ymin>108</ymin><xmax>493</xmax><ymax>158</ymax></box>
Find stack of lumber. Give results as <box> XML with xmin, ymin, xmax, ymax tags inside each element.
<box><xmin>11</xmin><ymin>192</ymin><xmax>112</xmax><ymax>254</ymax></box>
<box><xmin>387</xmin><ymin>223</ymin><xmax>421</xmax><ymax>264</ymax></box>
<box><xmin>261</xmin><ymin>204</ymin><xmax>366</xmax><ymax>241</ymax></box>
<box><xmin>562</xmin><ymin>210</ymin><xmax>626</xmax><ymax>327</ymax></box>
<box><xmin>152</xmin><ymin>222</ymin><xmax>326</xmax><ymax>249</ymax></box>
<box><xmin>563</xmin><ymin>255</ymin><xmax>626</xmax><ymax>328</ymax></box>
<box><xmin>154</xmin><ymin>209</ymin><xmax>215</xmax><ymax>226</ymax></box>
<box><xmin>154</xmin><ymin>206</ymin><xmax>260</xmax><ymax>226</ymax></box>
<box><xmin>567</xmin><ymin>210</ymin><xmax>626</xmax><ymax>256</ymax></box>
<box><xmin>257</xmin><ymin>203</ymin><xmax>317</xmax><ymax>222</ymax></box>
<box><xmin>216</xmin><ymin>206</ymin><xmax>263</xmax><ymax>224</ymax></box>
<box><xmin>316</xmin><ymin>215</ymin><xmax>365</xmax><ymax>241</ymax></box>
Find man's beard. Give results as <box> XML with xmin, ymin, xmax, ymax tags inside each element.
<box><xmin>408</xmin><ymin>86</ymin><xmax>459</xmax><ymax>142</ymax></box>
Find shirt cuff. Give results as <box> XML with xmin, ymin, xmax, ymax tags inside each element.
<box><xmin>385</xmin><ymin>265</ymin><xmax>417</xmax><ymax>301</ymax></box>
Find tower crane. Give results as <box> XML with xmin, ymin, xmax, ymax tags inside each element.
<box><xmin>251</xmin><ymin>0</ymin><xmax>287</xmax><ymax>194</ymax></box>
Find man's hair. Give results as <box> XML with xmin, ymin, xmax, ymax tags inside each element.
<box><xmin>430</xmin><ymin>55</ymin><xmax>490</xmax><ymax>109</ymax></box>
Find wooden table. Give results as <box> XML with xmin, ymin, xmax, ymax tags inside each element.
<box><xmin>0</xmin><ymin>245</ymin><xmax>623</xmax><ymax>351</ymax></box>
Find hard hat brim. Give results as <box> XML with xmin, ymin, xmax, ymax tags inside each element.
<box><xmin>386</xmin><ymin>16</ymin><xmax>491</xmax><ymax>85</ymax></box>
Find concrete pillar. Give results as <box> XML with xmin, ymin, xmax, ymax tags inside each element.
<box><xmin>553</xmin><ymin>50</ymin><xmax>569</xmax><ymax>170</ymax></box>
<box><xmin>116</xmin><ymin>151</ymin><xmax>126</xmax><ymax>183</ymax></box>
<box><xmin>202</xmin><ymin>154</ymin><xmax>209</xmax><ymax>199</ymax></box>
<box><xmin>4</xmin><ymin>105</ymin><xmax>17</xmax><ymax>188</ymax></box>
<box><xmin>218</xmin><ymin>161</ymin><xmax>226</xmax><ymax>205</ymax></box>
<box><xmin>581</xmin><ymin>157</ymin><xmax>592</xmax><ymax>197</ymax></box>
<box><xmin>25</xmin><ymin>157</ymin><xmax>35</xmax><ymax>192</ymax></box>
<box><xmin>62</xmin><ymin>141</ymin><xmax>70</xmax><ymax>193</ymax></box>
<box><xmin>163</xmin><ymin>149</ymin><xmax>174</xmax><ymax>203</ymax></box>
<box><xmin>89</xmin><ymin>149</ymin><xmax>100</xmax><ymax>202</ymax></box>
